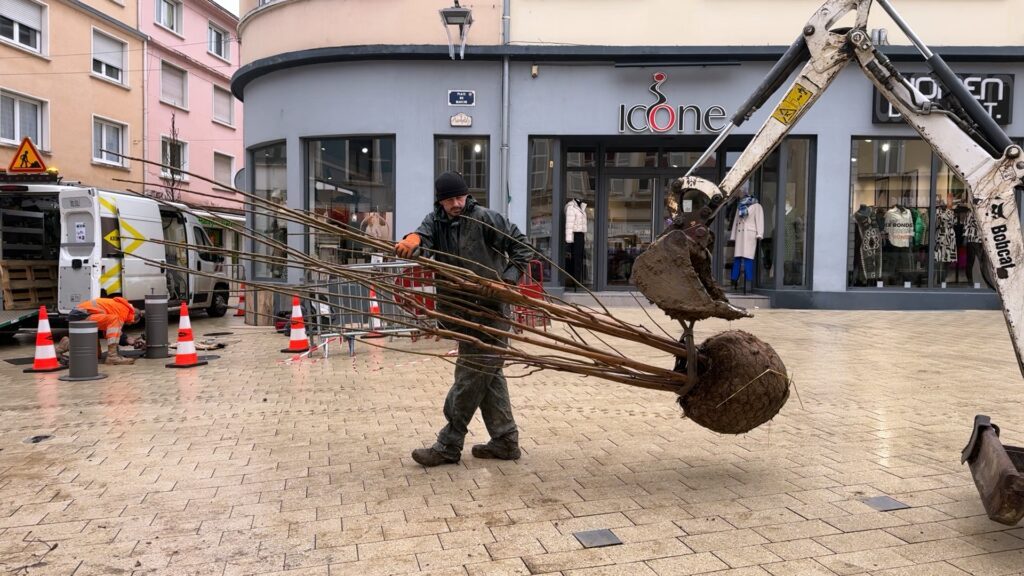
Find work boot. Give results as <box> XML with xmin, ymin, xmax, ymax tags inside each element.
<box><xmin>411</xmin><ymin>448</ymin><xmax>459</xmax><ymax>467</ymax></box>
<box><xmin>471</xmin><ymin>441</ymin><xmax>522</xmax><ymax>461</ymax></box>
<box><xmin>105</xmin><ymin>343</ymin><xmax>135</xmax><ymax>365</ymax></box>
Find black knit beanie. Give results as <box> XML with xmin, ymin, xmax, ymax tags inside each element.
<box><xmin>435</xmin><ymin>171</ymin><xmax>468</xmax><ymax>202</ymax></box>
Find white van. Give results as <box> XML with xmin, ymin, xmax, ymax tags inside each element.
<box><xmin>0</xmin><ymin>179</ymin><xmax>232</xmax><ymax>334</ymax></box>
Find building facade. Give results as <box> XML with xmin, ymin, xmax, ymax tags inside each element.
<box><xmin>139</xmin><ymin>0</ymin><xmax>244</xmax><ymax>256</ymax></box>
<box><xmin>231</xmin><ymin>0</ymin><xmax>1024</xmax><ymax>309</ymax></box>
<box><xmin>1</xmin><ymin>0</ymin><xmax>146</xmax><ymax>190</ymax></box>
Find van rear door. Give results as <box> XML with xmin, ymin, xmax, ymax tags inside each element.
<box><xmin>58</xmin><ymin>188</ymin><xmax>101</xmax><ymax>312</ymax></box>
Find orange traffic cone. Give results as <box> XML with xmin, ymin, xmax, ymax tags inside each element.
<box><xmin>25</xmin><ymin>306</ymin><xmax>64</xmax><ymax>373</ymax></box>
<box><xmin>281</xmin><ymin>296</ymin><xmax>310</xmax><ymax>352</ymax></box>
<box><xmin>235</xmin><ymin>283</ymin><xmax>246</xmax><ymax>317</ymax></box>
<box><xmin>167</xmin><ymin>303</ymin><xmax>208</xmax><ymax>368</ymax></box>
<box><xmin>362</xmin><ymin>288</ymin><xmax>385</xmax><ymax>339</ymax></box>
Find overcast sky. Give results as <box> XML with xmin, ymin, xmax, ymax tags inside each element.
<box><xmin>214</xmin><ymin>0</ymin><xmax>239</xmax><ymax>15</ymax></box>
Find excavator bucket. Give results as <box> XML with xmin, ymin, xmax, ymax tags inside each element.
<box><xmin>962</xmin><ymin>415</ymin><xmax>1024</xmax><ymax>526</ymax></box>
<box><xmin>631</xmin><ymin>228</ymin><xmax>750</xmax><ymax>323</ymax></box>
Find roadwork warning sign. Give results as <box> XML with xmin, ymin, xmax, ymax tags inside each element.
<box><xmin>7</xmin><ymin>137</ymin><xmax>47</xmax><ymax>173</ymax></box>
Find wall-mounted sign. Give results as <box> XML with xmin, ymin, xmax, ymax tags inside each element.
<box><xmin>448</xmin><ymin>90</ymin><xmax>476</xmax><ymax>106</ymax></box>
<box><xmin>450</xmin><ymin>113</ymin><xmax>473</xmax><ymax>127</ymax></box>
<box><xmin>618</xmin><ymin>72</ymin><xmax>728</xmax><ymax>134</ymax></box>
<box><xmin>873</xmin><ymin>73</ymin><xmax>1014</xmax><ymax>125</ymax></box>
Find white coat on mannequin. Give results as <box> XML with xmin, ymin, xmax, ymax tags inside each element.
<box><xmin>730</xmin><ymin>199</ymin><xmax>764</xmax><ymax>259</ymax></box>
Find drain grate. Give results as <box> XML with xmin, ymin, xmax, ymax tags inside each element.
<box><xmin>573</xmin><ymin>529</ymin><xmax>622</xmax><ymax>548</ymax></box>
<box><xmin>24</xmin><ymin>434</ymin><xmax>54</xmax><ymax>444</ymax></box>
<box><xmin>862</xmin><ymin>495</ymin><xmax>910</xmax><ymax>512</ymax></box>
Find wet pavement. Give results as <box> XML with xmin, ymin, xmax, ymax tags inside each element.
<box><xmin>0</xmin><ymin>308</ymin><xmax>1022</xmax><ymax>576</ymax></box>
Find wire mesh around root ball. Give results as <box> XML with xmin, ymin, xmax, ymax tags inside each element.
<box><xmin>679</xmin><ymin>330</ymin><xmax>789</xmax><ymax>434</ymax></box>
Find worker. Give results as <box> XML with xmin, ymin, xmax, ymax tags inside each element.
<box><xmin>396</xmin><ymin>171</ymin><xmax>534</xmax><ymax>467</ymax></box>
<box><xmin>56</xmin><ymin>297</ymin><xmax>144</xmax><ymax>365</ymax></box>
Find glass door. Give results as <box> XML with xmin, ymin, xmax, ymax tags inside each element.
<box><xmin>606</xmin><ymin>176</ymin><xmax>657</xmax><ymax>287</ymax></box>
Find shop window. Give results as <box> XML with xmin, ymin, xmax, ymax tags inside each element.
<box><xmin>935</xmin><ymin>164</ymin><xmax>990</xmax><ymax>289</ymax></box>
<box><xmin>849</xmin><ymin>138</ymin><xmax>935</xmax><ymax>288</ymax></box>
<box><xmin>307</xmin><ymin>136</ymin><xmax>395</xmax><ymax>265</ymax></box>
<box><xmin>783</xmin><ymin>139</ymin><xmax>810</xmax><ymax>287</ymax></box>
<box><xmin>563</xmin><ymin>147</ymin><xmax>596</xmax><ymax>289</ymax></box>
<box><xmin>435</xmin><ymin>137</ymin><xmax>488</xmax><ymax>208</ymax></box>
<box><xmin>527</xmin><ymin>138</ymin><xmax>554</xmax><ymax>282</ymax></box>
<box><xmin>605</xmin><ymin>149</ymin><xmax>657</xmax><ymax>168</ymax></box>
<box><xmin>252</xmin><ymin>142</ymin><xmax>287</xmax><ymax>279</ymax></box>
<box><xmin>720</xmin><ymin>150</ymin><xmax>779</xmax><ymax>289</ymax></box>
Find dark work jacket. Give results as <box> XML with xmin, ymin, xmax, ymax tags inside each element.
<box><xmin>413</xmin><ymin>196</ymin><xmax>534</xmax><ymax>327</ymax></box>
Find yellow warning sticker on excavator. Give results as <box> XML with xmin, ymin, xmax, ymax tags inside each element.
<box><xmin>771</xmin><ymin>83</ymin><xmax>814</xmax><ymax>126</ymax></box>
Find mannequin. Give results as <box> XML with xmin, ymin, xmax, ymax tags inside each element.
<box><xmin>565</xmin><ymin>197</ymin><xmax>588</xmax><ymax>286</ymax></box>
<box><xmin>853</xmin><ymin>204</ymin><xmax>882</xmax><ymax>285</ymax></box>
<box><xmin>884</xmin><ymin>204</ymin><xmax>914</xmax><ymax>283</ymax></box>
<box><xmin>955</xmin><ymin>203</ymin><xmax>982</xmax><ymax>284</ymax></box>
<box><xmin>730</xmin><ymin>194</ymin><xmax>764</xmax><ymax>292</ymax></box>
<box><xmin>934</xmin><ymin>198</ymin><xmax>956</xmax><ymax>284</ymax></box>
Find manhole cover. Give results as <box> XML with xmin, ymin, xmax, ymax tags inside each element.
<box><xmin>573</xmin><ymin>529</ymin><xmax>622</xmax><ymax>548</ymax></box>
<box><xmin>24</xmin><ymin>434</ymin><xmax>54</xmax><ymax>444</ymax></box>
<box><xmin>862</xmin><ymin>495</ymin><xmax>910</xmax><ymax>512</ymax></box>
<box><xmin>203</xmin><ymin>332</ymin><xmax>234</xmax><ymax>336</ymax></box>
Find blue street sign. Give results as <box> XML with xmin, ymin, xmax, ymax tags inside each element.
<box><xmin>448</xmin><ymin>90</ymin><xmax>475</xmax><ymax>106</ymax></box>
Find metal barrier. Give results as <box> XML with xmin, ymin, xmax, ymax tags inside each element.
<box><xmin>302</xmin><ymin>261</ymin><xmax>437</xmax><ymax>357</ymax></box>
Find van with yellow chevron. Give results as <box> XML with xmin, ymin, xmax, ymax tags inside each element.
<box><xmin>1</xmin><ymin>156</ymin><xmax>231</xmax><ymax>338</ymax></box>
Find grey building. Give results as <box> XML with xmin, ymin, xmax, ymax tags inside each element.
<box><xmin>232</xmin><ymin>46</ymin><xmax>1024</xmax><ymax>309</ymax></box>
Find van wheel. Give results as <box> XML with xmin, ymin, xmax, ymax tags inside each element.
<box><xmin>207</xmin><ymin>291</ymin><xmax>229</xmax><ymax>317</ymax></box>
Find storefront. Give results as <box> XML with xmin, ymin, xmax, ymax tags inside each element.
<box><xmin>235</xmin><ymin>52</ymin><xmax>1022</xmax><ymax>309</ymax></box>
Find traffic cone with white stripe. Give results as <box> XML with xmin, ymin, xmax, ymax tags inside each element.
<box><xmin>362</xmin><ymin>288</ymin><xmax>385</xmax><ymax>339</ymax></box>
<box><xmin>235</xmin><ymin>283</ymin><xmax>246</xmax><ymax>317</ymax></box>
<box><xmin>281</xmin><ymin>296</ymin><xmax>310</xmax><ymax>352</ymax></box>
<box><xmin>25</xmin><ymin>306</ymin><xmax>65</xmax><ymax>373</ymax></box>
<box><xmin>167</xmin><ymin>303</ymin><xmax>207</xmax><ymax>368</ymax></box>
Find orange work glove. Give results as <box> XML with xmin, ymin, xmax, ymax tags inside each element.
<box><xmin>396</xmin><ymin>233</ymin><xmax>421</xmax><ymax>258</ymax></box>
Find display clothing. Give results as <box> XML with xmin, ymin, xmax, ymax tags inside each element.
<box><xmin>730</xmin><ymin>196</ymin><xmax>764</xmax><ymax>260</ymax></box>
<box><xmin>853</xmin><ymin>207</ymin><xmax>882</xmax><ymax>282</ymax></box>
<box><xmin>564</xmin><ymin>199</ymin><xmax>588</xmax><ymax>243</ymax></box>
<box><xmin>731</xmin><ymin>257</ymin><xmax>755</xmax><ymax>283</ymax></box>
<box><xmin>883</xmin><ymin>206</ymin><xmax>914</xmax><ymax>248</ymax></box>
<box><xmin>569</xmin><ymin>231</ymin><xmax>585</xmax><ymax>283</ymax></box>
<box><xmin>934</xmin><ymin>207</ymin><xmax>957</xmax><ymax>263</ymax></box>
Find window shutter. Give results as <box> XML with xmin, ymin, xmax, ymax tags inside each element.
<box><xmin>93</xmin><ymin>32</ymin><xmax>123</xmax><ymax>69</ymax></box>
<box><xmin>0</xmin><ymin>0</ymin><xmax>42</xmax><ymax>29</ymax></box>
<box><xmin>214</xmin><ymin>154</ymin><xmax>231</xmax><ymax>184</ymax></box>
<box><xmin>213</xmin><ymin>87</ymin><xmax>232</xmax><ymax>123</ymax></box>
<box><xmin>161</xmin><ymin>63</ymin><xmax>184</xmax><ymax>105</ymax></box>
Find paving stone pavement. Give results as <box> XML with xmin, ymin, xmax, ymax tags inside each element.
<box><xmin>0</xmin><ymin>308</ymin><xmax>1023</xmax><ymax>576</ymax></box>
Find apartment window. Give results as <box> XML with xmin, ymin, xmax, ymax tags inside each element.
<box><xmin>208</xmin><ymin>22</ymin><xmax>228</xmax><ymax>60</ymax></box>
<box><xmin>0</xmin><ymin>0</ymin><xmax>43</xmax><ymax>52</ymax></box>
<box><xmin>160</xmin><ymin>61</ymin><xmax>187</xmax><ymax>108</ymax></box>
<box><xmin>92</xmin><ymin>30</ymin><xmax>126</xmax><ymax>84</ymax></box>
<box><xmin>212</xmin><ymin>86</ymin><xmax>233</xmax><ymax>126</ymax></box>
<box><xmin>156</xmin><ymin>0</ymin><xmax>182</xmax><ymax>34</ymax></box>
<box><xmin>93</xmin><ymin>118</ymin><xmax>125</xmax><ymax>166</ymax></box>
<box><xmin>214</xmin><ymin>152</ymin><xmax>233</xmax><ymax>185</ymax></box>
<box><xmin>0</xmin><ymin>90</ymin><xmax>42</xmax><ymax>146</ymax></box>
<box><xmin>161</xmin><ymin>137</ymin><xmax>187</xmax><ymax>180</ymax></box>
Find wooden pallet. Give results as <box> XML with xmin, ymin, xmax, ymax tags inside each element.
<box><xmin>1</xmin><ymin>260</ymin><xmax>58</xmax><ymax>310</ymax></box>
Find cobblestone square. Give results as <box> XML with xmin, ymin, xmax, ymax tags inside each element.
<box><xmin>0</xmin><ymin>308</ymin><xmax>1022</xmax><ymax>575</ymax></box>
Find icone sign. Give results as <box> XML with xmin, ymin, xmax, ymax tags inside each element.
<box><xmin>873</xmin><ymin>73</ymin><xmax>1014</xmax><ymax>125</ymax></box>
<box><xmin>618</xmin><ymin>72</ymin><xmax>728</xmax><ymax>134</ymax></box>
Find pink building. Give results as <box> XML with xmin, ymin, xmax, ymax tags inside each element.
<box><xmin>139</xmin><ymin>0</ymin><xmax>244</xmax><ymax>250</ymax></box>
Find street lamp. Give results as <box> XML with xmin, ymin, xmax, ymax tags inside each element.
<box><xmin>439</xmin><ymin>0</ymin><xmax>473</xmax><ymax>60</ymax></box>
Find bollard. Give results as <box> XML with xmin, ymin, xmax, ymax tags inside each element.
<box><xmin>145</xmin><ymin>294</ymin><xmax>169</xmax><ymax>359</ymax></box>
<box><xmin>59</xmin><ymin>321</ymin><xmax>108</xmax><ymax>382</ymax></box>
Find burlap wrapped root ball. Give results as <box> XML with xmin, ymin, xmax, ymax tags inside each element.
<box><xmin>679</xmin><ymin>330</ymin><xmax>789</xmax><ymax>434</ymax></box>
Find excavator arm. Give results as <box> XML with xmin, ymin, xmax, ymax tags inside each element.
<box><xmin>633</xmin><ymin>0</ymin><xmax>1024</xmax><ymax>525</ymax></box>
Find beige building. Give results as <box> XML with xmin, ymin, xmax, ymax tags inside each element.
<box><xmin>1</xmin><ymin>0</ymin><xmax>145</xmax><ymax>189</ymax></box>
